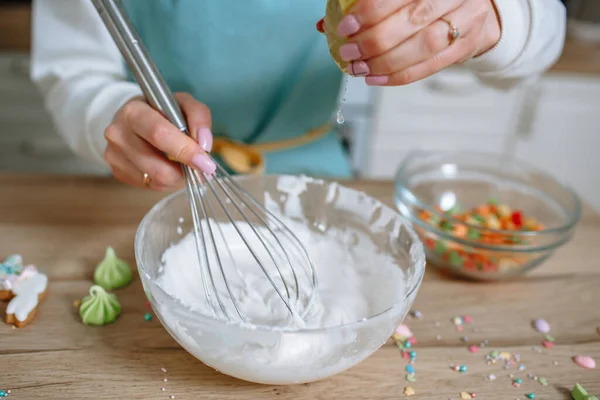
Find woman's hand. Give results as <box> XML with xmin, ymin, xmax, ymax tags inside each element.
<box><xmin>319</xmin><ymin>0</ymin><xmax>501</xmax><ymax>86</ymax></box>
<box><xmin>104</xmin><ymin>93</ymin><xmax>215</xmax><ymax>191</ymax></box>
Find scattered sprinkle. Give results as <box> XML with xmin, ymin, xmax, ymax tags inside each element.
<box><xmin>403</xmin><ymin>386</ymin><xmax>416</xmax><ymax>396</ymax></box>
<box><xmin>409</xmin><ymin>351</ymin><xmax>417</xmax><ymax>359</ymax></box>
<box><xmin>518</xmin><ymin>364</ymin><xmax>526</xmax><ymax>371</ymax></box>
<box><xmin>170</xmin><ymin>396</ymin><xmax>175</xmax><ymax>399</ymax></box>
<box><xmin>525</xmin><ymin>393</ymin><xmax>535</xmax><ymax>399</ymax></box>
<box><xmin>406</xmin><ymin>374</ymin><xmax>417</xmax><ymax>383</ymax></box>
<box><xmin>544</xmin><ymin>334</ymin><xmax>555</xmax><ymax>342</ymax></box>
<box><xmin>0</xmin><ymin>391</ymin><xmax>6</xmax><ymax>397</ymax></box>
<box><xmin>463</xmin><ymin>315</ymin><xmax>473</xmax><ymax>324</ymax></box>
<box><xmin>532</xmin><ymin>319</ymin><xmax>550</xmax><ymax>333</ymax></box>
<box><xmin>144</xmin><ymin>300</ymin><xmax>151</xmax><ymax>309</ymax></box>
<box><xmin>542</xmin><ymin>340</ymin><xmax>554</xmax><ymax>348</ymax></box>
<box><xmin>406</xmin><ymin>365</ymin><xmax>415</xmax><ymax>374</ymax></box>
<box><xmin>573</xmin><ymin>355</ymin><xmax>596</xmax><ymax>369</ymax></box>
<box><xmin>461</xmin><ymin>336</ymin><xmax>469</xmax><ymax>342</ymax></box>
<box><xmin>457</xmin><ymin>325</ymin><xmax>464</xmax><ymax>332</ymax></box>
<box><xmin>468</xmin><ymin>345</ymin><xmax>479</xmax><ymax>353</ymax></box>
<box><xmin>487</xmin><ymin>374</ymin><xmax>496</xmax><ymax>380</ymax></box>
<box><xmin>538</xmin><ymin>377</ymin><xmax>548</xmax><ymax>386</ymax></box>
<box><xmin>403</xmin><ymin>341</ymin><xmax>412</xmax><ymax>349</ymax></box>
<box><xmin>408</xmin><ymin>336</ymin><xmax>417</xmax><ymax>345</ymax></box>
<box><xmin>144</xmin><ymin>313</ymin><xmax>152</xmax><ymax>321</ymax></box>
<box><xmin>161</xmin><ymin>367</ymin><xmax>167</xmax><ymax>373</ymax></box>
<box><xmin>411</xmin><ymin>310</ymin><xmax>423</xmax><ymax>319</ymax></box>
<box><xmin>394</xmin><ymin>324</ymin><xmax>413</xmax><ymax>340</ymax></box>
<box><xmin>572</xmin><ymin>383</ymin><xmax>598</xmax><ymax>400</ymax></box>
<box><xmin>459</xmin><ymin>365</ymin><xmax>467</xmax><ymax>373</ymax></box>
<box><xmin>453</xmin><ymin>316</ymin><xmax>463</xmax><ymax>325</ymax></box>
<box><xmin>161</xmin><ymin>388</ymin><xmax>166</xmax><ymax>391</ymax></box>
<box><xmin>460</xmin><ymin>391</ymin><xmax>472</xmax><ymax>400</ymax></box>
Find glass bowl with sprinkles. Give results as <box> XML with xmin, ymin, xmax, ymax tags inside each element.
<box><xmin>394</xmin><ymin>150</ymin><xmax>582</xmax><ymax>281</ymax></box>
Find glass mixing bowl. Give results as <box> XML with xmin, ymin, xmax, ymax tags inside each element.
<box><xmin>135</xmin><ymin>175</ymin><xmax>425</xmax><ymax>385</ymax></box>
<box><xmin>394</xmin><ymin>151</ymin><xmax>582</xmax><ymax>281</ymax></box>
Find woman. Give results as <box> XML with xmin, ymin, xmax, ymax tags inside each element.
<box><xmin>31</xmin><ymin>0</ymin><xmax>566</xmax><ymax>190</ymax></box>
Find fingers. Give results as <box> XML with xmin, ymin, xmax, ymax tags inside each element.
<box><xmin>104</xmin><ymin>146</ymin><xmax>171</xmax><ymax>191</ymax></box>
<box><xmin>105</xmin><ymin>125</ymin><xmax>184</xmax><ymax>190</ymax></box>
<box><xmin>365</xmin><ymin>0</ymin><xmax>482</xmax><ymax>86</ymax></box>
<box><xmin>365</xmin><ymin>3</ymin><xmax>475</xmax><ymax>77</ymax></box>
<box><xmin>120</xmin><ymin>98</ymin><xmax>216</xmax><ymax>175</ymax></box>
<box><xmin>339</xmin><ymin>0</ymin><xmax>465</xmax><ymax>62</ymax></box>
<box><xmin>175</xmin><ymin>92</ymin><xmax>213</xmax><ymax>152</ymax></box>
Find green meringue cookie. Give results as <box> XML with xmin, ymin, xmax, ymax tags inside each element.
<box><xmin>93</xmin><ymin>247</ymin><xmax>132</xmax><ymax>290</ymax></box>
<box><xmin>79</xmin><ymin>285</ymin><xmax>122</xmax><ymax>326</ymax></box>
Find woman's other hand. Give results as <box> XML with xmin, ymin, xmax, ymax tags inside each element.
<box><xmin>320</xmin><ymin>0</ymin><xmax>501</xmax><ymax>86</ymax></box>
<box><xmin>104</xmin><ymin>93</ymin><xmax>215</xmax><ymax>191</ymax></box>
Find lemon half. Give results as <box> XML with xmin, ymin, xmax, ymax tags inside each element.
<box><xmin>323</xmin><ymin>0</ymin><xmax>358</xmax><ymax>73</ymax></box>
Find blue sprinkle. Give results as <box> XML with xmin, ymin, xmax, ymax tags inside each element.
<box><xmin>459</xmin><ymin>365</ymin><xmax>467</xmax><ymax>373</ymax></box>
<box><xmin>409</xmin><ymin>351</ymin><xmax>417</xmax><ymax>359</ymax></box>
<box><xmin>405</xmin><ymin>365</ymin><xmax>415</xmax><ymax>374</ymax></box>
<box><xmin>403</xmin><ymin>341</ymin><xmax>412</xmax><ymax>349</ymax></box>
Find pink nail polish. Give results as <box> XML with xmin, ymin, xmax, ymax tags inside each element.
<box><xmin>339</xmin><ymin>43</ymin><xmax>361</xmax><ymax>61</ymax></box>
<box><xmin>349</xmin><ymin>61</ymin><xmax>369</xmax><ymax>76</ymax></box>
<box><xmin>192</xmin><ymin>153</ymin><xmax>216</xmax><ymax>175</ymax></box>
<box><xmin>365</xmin><ymin>75</ymin><xmax>389</xmax><ymax>86</ymax></box>
<box><xmin>337</xmin><ymin>15</ymin><xmax>360</xmax><ymax>37</ymax></box>
<box><xmin>197</xmin><ymin>128</ymin><xmax>213</xmax><ymax>152</ymax></box>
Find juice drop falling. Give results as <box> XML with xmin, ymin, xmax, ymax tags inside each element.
<box><xmin>336</xmin><ymin>75</ymin><xmax>348</xmax><ymax>125</ymax></box>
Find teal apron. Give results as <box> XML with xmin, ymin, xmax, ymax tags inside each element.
<box><xmin>122</xmin><ymin>0</ymin><xmax>352</xmax><ymax>178</ymax></box>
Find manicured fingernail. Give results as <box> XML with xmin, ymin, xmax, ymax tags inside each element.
<box><xmin>197</xmin><ymin>127</ymin><xmax>213</xmax><ymax>152</ymax></box>
<box><xmin>192</xmin><ymin>153</ymin><xmax>216</xmax><ymax>175</ymax></box>
<box><xmin>349</xmin><ymin>61</ymin><xmax>369</xmax><ymax>76</ymax></box>
<box><xmin>316</xmin><ymin>18</ymin><xmax>325</xmax><ymax>33</ymax></box>
<box><xmin>337</xmin><ymin>15</ymin><xmax>360</xmax><ymax>37</ymax></box>
<box><xmin>339</xmin><ymin>43</ymin><xmax>361</xmax><ymax>61</ymax></box>
<box><xmin>365</xmin><ymin>75</ymin><xmax>389</xmax><ymax>86</ymax></box>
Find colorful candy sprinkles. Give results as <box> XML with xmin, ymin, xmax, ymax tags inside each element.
<box><xmin>416</xmin><ymin>199</ymin><xmax>544</xmax><ymax>273</ymax></box>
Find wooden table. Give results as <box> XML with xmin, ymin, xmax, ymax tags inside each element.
<box><xmin>0</xmin><ymin>175</ymin><xmax>598</xmax><ymax>399</ymax></box>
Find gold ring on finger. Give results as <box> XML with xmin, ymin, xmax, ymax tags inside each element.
<box><xmin>142</xmin><ymin>173</ymin><xmax>152</xmax><ymax>188</ymax></box>
<box><xmin>440</xmin><ymin>18</ymin><xmax>460</xmax><ymax>44</ymax></box>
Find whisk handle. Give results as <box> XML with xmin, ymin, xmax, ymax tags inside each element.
<box><xmin>91</xmin><ymin>0</ymin><xmax>189</xmax><ymax>134</ymax></box>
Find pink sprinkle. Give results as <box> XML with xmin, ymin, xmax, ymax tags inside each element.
<box><xmin>470</xmin><ymin>393</ymin><xmax>476</xmax><ymax>398</ymax></box>
<box><xmin>401</xmin><ymin>350</ymin><xmax>410</xmax><ymax>359</ymax></box>
<box><xmin>463</xmin><ymin>315</ymin><xmax>473</xmax><ymax>324</ymax></box>
<box><xmin>394</xmin><ymin>324</ymin><xmax>412</xmax><ymax>339</ymax></box>
<box><xmin>542</xmin><ymin>340</ymin><xmax>554</xmax><ymax>348</ymax></box>
<box><xmin>513</xmin><ymin>382</ymin><xmax>520</xmax><ymax>388</ymax></box>
<box><xmin>144</xmin><ymin>300</ymin><xmax>151</xmax><ymax>309</ymax></box>
<box><xmin>457</xmin><ymin>325</ymin><xmax>464</xmax><ymax>332</ymax></box>
<box><xmin>468</xmin><ymin>345</ymin><xmax>479</xmax><ymax>353</ymax></box>
<box><xmin>161</xmin><ymin>367</ymin><xmax>167</xmax><ymax>373</ymax></box>
<box><xmin>573</xmin><ymin>355</ymin><xmax>596</xmax><ymax>369</ymax></box>
<box><xmin>408</xmin><ymin>336</ymin><xmax>417</xmax><ymax>345</ymax></box>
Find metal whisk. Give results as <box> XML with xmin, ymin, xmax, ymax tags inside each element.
<box><xmin>93</xmin><ymin>0</ymin><xmax>317</xmax><ymax>324</ymax></box>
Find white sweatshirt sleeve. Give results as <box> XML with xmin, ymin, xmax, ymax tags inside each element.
<box><xmin>30</xmin><ymin>0</ymin><xmax>142</xmax><ymax>167</ymax></box>
<box><xmin>464</xmin><ymin>0</ymin><xmax>567</xmax><ymax>89</ymax></box>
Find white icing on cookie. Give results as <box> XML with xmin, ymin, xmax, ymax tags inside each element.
<box><xmin>6</xmin><ymin>272</ymin><xmax>48</xmax><ymax>322</ymax></box>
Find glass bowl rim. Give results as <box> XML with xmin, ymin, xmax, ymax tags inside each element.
<box><xmin>394</xmin><ymin>150</ymin><xmax>583</xmax><ymax>240</ymax></box>
<box><xmin>134</xmin><ymin>174</ymin><xmax>426</xmax><ymax>334</ymax></box>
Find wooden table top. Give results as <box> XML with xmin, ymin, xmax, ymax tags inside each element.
<box><xmin>0</xmin><ymin>175</ymin><xmax>598</xmax><ymax>400</ymax></box>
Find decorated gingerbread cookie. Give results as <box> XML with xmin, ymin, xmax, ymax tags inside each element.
<box><xmin>0</xmin><ymin>255</ymin><xmax>49</xmax><ymax>328</ymax></box>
